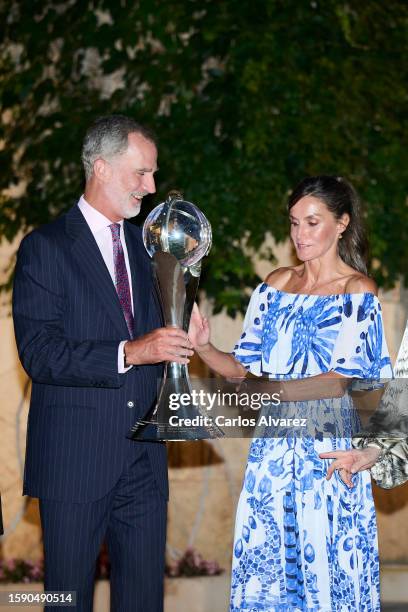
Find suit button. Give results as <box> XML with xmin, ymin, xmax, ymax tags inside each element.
<box><xmin>127</xmin><ymin>401</ymin><xmax>135</xmax><ymax>408</ymax></box>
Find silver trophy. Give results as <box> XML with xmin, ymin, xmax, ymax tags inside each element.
<box><xmin>128</xmin><ymin>192</ymin><xmax>224</xmax><ymax>441</ymax></box>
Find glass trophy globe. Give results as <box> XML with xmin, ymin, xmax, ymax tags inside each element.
<box><xmin>143</xmin><ymin>193</ymin><xmax>212</xmax><ymax>268</ymax></box>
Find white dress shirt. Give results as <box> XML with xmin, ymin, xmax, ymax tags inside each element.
<box><xmin>78</xmin><ymin>196</ymin><xmax>132</xmax><ymax>373</ymax></box>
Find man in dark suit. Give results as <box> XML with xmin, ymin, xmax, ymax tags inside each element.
<box><xmin>12</xmin><ymin>115</ymin><xmax>193</xmax><ymax>611</ymax></box>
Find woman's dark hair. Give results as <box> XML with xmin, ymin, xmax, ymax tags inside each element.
<box><xmin>287</xmin><ymin>175</ymin><xmax>368</xmax><ymax>274</ymax></box>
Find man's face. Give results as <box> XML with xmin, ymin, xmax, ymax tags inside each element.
<box><xmin>104</xmin><ymin>132</ymin><xmax>158</xmax><ymax>221</ymax></box>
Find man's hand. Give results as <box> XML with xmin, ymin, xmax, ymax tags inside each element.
<box><xmin>319</xmin><ymin>447</ymin><xmax>381</xmax><ymax>488</ymax></box>
<box><xmin>124</xmin><ymin>327</ymin><xmax>193</xmax><ymax>365</ymax></box>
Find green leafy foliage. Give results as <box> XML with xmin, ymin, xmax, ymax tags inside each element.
<box><xmin>1</xmin><ymin>0</ymin><xmax>407</xmax><ymax>314</ymax></box>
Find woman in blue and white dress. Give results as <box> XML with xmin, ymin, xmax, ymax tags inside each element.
<box><xmin>189</xmin><ymin>176</ymin><xmax>393</xmax><ymax>611</ymax></box>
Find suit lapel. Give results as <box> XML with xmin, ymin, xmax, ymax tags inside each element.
<box><xmin>66</xmin><ymin>205</ymin><xmax>131</xmax><ymax>339</ymax></box>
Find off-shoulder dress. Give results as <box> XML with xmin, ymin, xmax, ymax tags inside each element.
<box><xmin>230</xmin><ymin>284</ymin><xmax>393</xmax><ymax>612</ymax></box>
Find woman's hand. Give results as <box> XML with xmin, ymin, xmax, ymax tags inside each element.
<box><xmin>188</xmin><ymin>303</ymin><xmax>211</xmax><ymax>350</ymax></box>
<box><xmin>188</xmin><ymin>303</ymin><xmax>246</xmax><ymax>378</ymax></box>
<box><xmin>319</xmin><ymin>447</ymin><xmax>381</xmax><ymax>488</ymax></box>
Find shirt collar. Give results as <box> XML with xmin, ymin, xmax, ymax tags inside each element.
<box><xmin>78</xmin><ymin>195</ymin><xmax>124</xmax><ymax>236</ymax></box>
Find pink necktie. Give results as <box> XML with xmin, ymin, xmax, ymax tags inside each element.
<box><xmin>109</xmin><ymin>223</ymin><xmax>134</xmax><ymax>338</ymax></box>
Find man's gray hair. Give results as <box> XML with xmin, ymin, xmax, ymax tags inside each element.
<box><xmin>82</xmin><ymin>115</ymin><xmax>157</xmax><ymax>181</ymax></box>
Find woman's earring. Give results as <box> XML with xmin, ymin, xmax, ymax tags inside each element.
<box><xmin>339</xmin><ymin>234</ymin><xmax>343</xmax><ymax>239</ymax></box>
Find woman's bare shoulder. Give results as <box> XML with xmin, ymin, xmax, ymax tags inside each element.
<box><xmin>344</xmin><ymin>273</ymin><xmax>378</xmax><ymax>296</ymax></box>
<box><xmin>264</xmin><ymin>267</ymin><xmax>298</xmax><ymax>290</ymax></box>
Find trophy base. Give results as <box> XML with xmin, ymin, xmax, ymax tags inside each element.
<box><xmin>127</xmin><ymin>418</ymin><xmax>225</xmax><ymax>442</ymax></box>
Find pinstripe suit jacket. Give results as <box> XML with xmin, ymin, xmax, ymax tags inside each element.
<box><xmin>12</xmin><ymin>204</ymin><xmax>168</xmax><ymax>502</ymax></box>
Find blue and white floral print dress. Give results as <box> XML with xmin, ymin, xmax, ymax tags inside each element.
<box><xmin>230</xmin><ymin>284</ymin><xmax>393</xmax><ymax>612</ymax></box>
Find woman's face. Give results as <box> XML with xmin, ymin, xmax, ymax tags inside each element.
<box><xmin>289</xmin><ymin>196</ymin><xmax>349</xmax><ymax>262</ymax></box>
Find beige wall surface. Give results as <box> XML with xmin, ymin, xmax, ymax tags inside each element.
<box><xmin>1</xmin><ymin>236</ymin><xmax>408</xmax><ymax>569</ymax></box>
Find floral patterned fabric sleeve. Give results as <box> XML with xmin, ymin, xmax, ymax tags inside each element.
<box><xmin>352</xmin><ymin>320</ymin><xmax>408</xmax><ymax>489</ymax></box>
<box><xmin>232</xmin><ymin>284</ymin><xmax>266</xmax><ymax>376</ymax></box>
<box><xmin>329</xmin><ymin>293</ymin><xmax>393</xmax><ymax>381</ymax></box>
<box><xmin>353</xmin><ymin>436</ymin><xmax>408</xmax><ymax>489</ymax></box>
